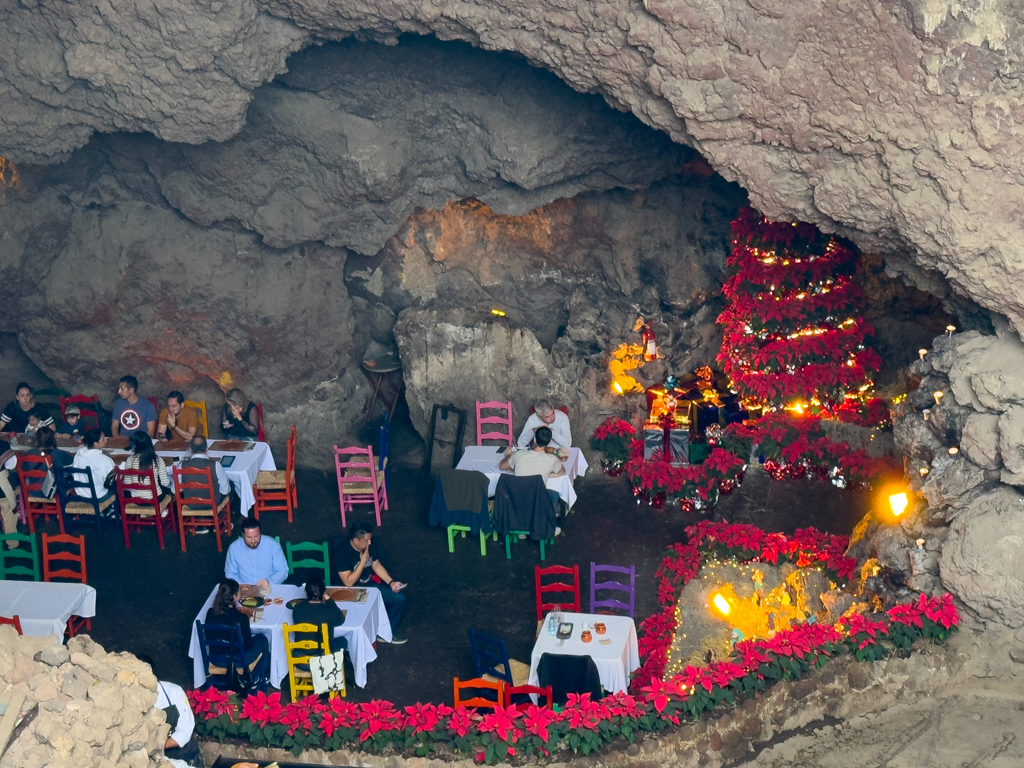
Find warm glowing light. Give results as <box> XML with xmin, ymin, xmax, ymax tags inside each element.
<box><xmin>919</xmin><ymin>467</ymin><xmax>929</xmax><ymax>476</ymax></box>
<box><xmin>918</xmin><ymin>349</ymin><xmax>927</xmax><ymax>360</ymax></box>
<box><xmin>889</xmin><ymin>492</ymin><xmax>909</xmax><ymax>517</ymax></box>
<box><xmin>933</xmin><ymin>391</ymin><xmax>944</xmax><ymax>404</ymax></box>
<box><xmin>948</xmin><ymin>447</ymin><xmax>959</xmax><ymax>456</ymax></box>
<box><xmin>612</xmin><ymin>381</ymin><xmax>623</xmax><ymax>395</ymax></box>
<box><xmin>946</xmin><ymin>325</ymin><xmax>956</xmax><ymax>335</ymax></box>
<box><xmin>490</xmin><ymin>309</ymin><xmax>506</xmax><ymax>317</ymax></box>
<box><xmin>712</xmin><ymin>593</ymin><xmax>730</xmax><ymax>616</ymax></box>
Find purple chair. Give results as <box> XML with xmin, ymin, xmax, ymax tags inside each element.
<box><xmin>589</xmin><ymin>562</ymin><xmax>636</xmax><ymax>618</ymax></box>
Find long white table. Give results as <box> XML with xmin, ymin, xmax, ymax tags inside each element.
<box><xmin>529</xmin><ymin>611</ymin><xmax>639</xmax><ymax>695</ymax></box>
<box><xmin>188</xmin><ymin>584</ymin><xmax>392</xmax><ymax>689</ymax></box>
<box><xmin>0</xmin><ymin>581</ymin><xmax>97</xmax><ymax>637</ymax></box>
<box><xmin>156</xmin><ymin>441</ymin><xmax>276</xmax><ymax>514</ymax></box>
<box><xmin>455</xmin><ymin>446</ymin><xmax>588</xmax><ymax>509</ymax></box>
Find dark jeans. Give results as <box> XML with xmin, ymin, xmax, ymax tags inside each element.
<box><xmin>379</xmin><ymin>586</ymin><xmax>407</xmax><ymax>634</ymax></box>
<box><xmin>246</xmin><ymin>633</ymin><xmax>271</xmax><ymax>677</ymax></box>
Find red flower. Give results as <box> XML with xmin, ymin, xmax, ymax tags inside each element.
<box><xmin>357</xmin><ymin>700</ymin><xmax>402</xmax><ymax>742</ymax></box>
<box><xmin>448</xmin><ymin>706</ymin><xmax>477</xmax><ymax>738</ymax></box>
<box><xmin>403</xmin><ymin>702</ymin><xmax>453</xmax><ymax>734</ymax></box>
<box><xmin>522</xmin><ymin>704</ymin><xmax>560</xmax><ymax>742</ymax></box>
<box><xmin>241</xmin><ymin>691</ymin><xmax>284</xmax><ymax>727</ymax></box>
<box><xmin>478</xmin><ymin>706</ymin><xmax>523</xmax><ymax>742</ymax></box>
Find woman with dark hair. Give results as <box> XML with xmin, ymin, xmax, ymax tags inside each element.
<box><xmin>204</xmin><ymin>578</ymin><xmax>270</xmax><ymax>671</ymax></box>
<box><xmin>120</xmin><ymin>431</ymin><xmax>172</xmax><ymax>499</ymax></box>
<box><xmin>291</xmin><ymin>577</ymin><xmax>348</xmax><ymax>655</ymax></box>
<box><xmin>33</xmin><ymin>426</ymin><xmax>73</xmax><ymax>470</ymax></box>
<box><xmin>221</xmin><ymin>388</ymin><xmax>259</xmax><ymax>440</ymax></box>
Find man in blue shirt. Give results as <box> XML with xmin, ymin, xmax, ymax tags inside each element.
<box><xmin>111</xmin><ymin>375</ymin><xmax>157</xmax><ymax>438</ymax></box>
<box><xmin>224</xmin><ymin>517</ymin><xmax>288</xmax><ymax>589</ymax></box>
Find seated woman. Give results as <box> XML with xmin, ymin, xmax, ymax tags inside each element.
<box><xmin>204</xmin><ymin>578</ymin><xmax>270</xmax><ymax>675</ymax></box>
<box><xmin>291</xmin><ymin>577</ymin><xmax>349</xmax><ymax>655</ymax></box>
<box><xmin>221</xmin><ymin>388</ymin><xmax>259</xmax><ymax>440</ymax></box>
<box><xmin>120</xmin><ymin>432</ymin><xmax>172</xmax><ymax>500</ymax></box>
<box><xmin>72</xmin><ymin>428</ymin><xmax>116</xmax><ymax>503</ymax></box>
<box><xmin>34</xmin><ymin>426</ymin><xmax>74</xmax><ymax>471</ymax></box>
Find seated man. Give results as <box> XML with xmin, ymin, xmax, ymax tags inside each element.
<box><xmin>112</xmin><ymin>375</ymin><xmax>157</xmax><ymax>438</ymax></box>
<box><xmin>159</xmin><ymin>391</ymin><xmax>202</xmax><ymax>441</ymax></box>
<box><xmin>224</xmin><ymin>517</ymin><xmax>287</xmax><ymax>590</ymax></box>
<box><xmin>179</xmin><ymin>436</ymin><xmax>229</xmax><ymax>506</ymax></box>
<box><xmin>516</xmin><ymin>399</ymin><xmax>571</xmax><ymax>449</ymax></box>
<box><xmin>0</xmin><ymin>382</ymin><xmax>54</xmax><ymax>433</ymax></box>
<box><xmin>330</xmin><ymin>521</ymin><xmax>407</xmax><ymax>645</ymax></box>
<box><xmin>501</xmin><ymin>426</ymin><xmax>566</xmax><ymax>533</ymax></box>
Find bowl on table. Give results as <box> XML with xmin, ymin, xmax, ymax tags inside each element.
<box><xmin>595</xmin><ymin>622</ymin><xmax>606</xmax><ymax>635</ymax></box>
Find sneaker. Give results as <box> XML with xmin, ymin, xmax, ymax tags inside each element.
<box><xmin>555</xmin><ymin>527</ymin><xmax>563</xmax><ymax>536</ymax></box>
<box><xmin>389</xmin><ymin>635</ymin><xmax>408</xmax><ymax>645</ymax></box>
<box><xmin>194</xmin><ymin>527</ymin><xmax>211</xmax><ymax>534</ymax></box>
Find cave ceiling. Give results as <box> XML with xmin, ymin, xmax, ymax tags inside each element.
<box><xmin>2</xmin><ymin>0</ymin><xmax>1023</xmax><ymax>335</ymax></box>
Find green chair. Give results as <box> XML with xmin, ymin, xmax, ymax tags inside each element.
<box><xmin>0</xmin><ymin>533</ymin><xmax>41</xmax><ymax>581</ymax></box>
<box><xmin>447</xmin><ymin>524</ymin><xmax>497</xmax><ymax>556</ymax></box>
<box><xmin>285</xmin><ymin>541</ymin><xmax>330</xmax><ymax>583</ymax></box>
<box><xmin>505</xmin><ymin>531</ymin><xmax>552</xmax><ymax>561</ymax></box>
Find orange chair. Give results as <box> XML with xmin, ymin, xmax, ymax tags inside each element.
<box><xmin>253</xmin><ymin>425</ymin><xmax>297</xmax><ymax>523</ymax></box>
<box><xmin>504</xmin><ymin>684</ymin><xmax>554</xmax><ymax>712</ymax></box>
<box><xmin>334</xmin><ymin>446</ymin><xmax>387</xmax><ymax>527</ymax></box>
<box><xmin>173</xmin><ymin>465</ymin><xmax>232</xmax><ymax>552</ymax></box>
<box><xmin>59</xmin><ymin>394</ymin><xmax>102</xmax><ymax>432</ymax></box>
<box><xmin>17</xmin><ymin>454</ymin><xmax>63</xmax><ymax>534</ymax></box>
<box><xmin>255</xmin><ymin>403</ymin><xmax>265</xmax><ymax>442</ymax></box>
<box><xmin>535</xmin><ymin>564</ymin><xmax>581</xmax><ymax>622</ymax></box>
<box><xmin>42</xmin><ymin>533</ymin><xmax>90</xmax><ymax>636</ymax></box>
<box><xmin>115</xmin><ymin>467</ymin><xmax>176</xmax><ymax>549</ymax></box>
<box><xmin>475</xmin><ymin>401</ymin><xmax>514</xmax><ymax>446</ymax></box>
<box><xmin>453</xmin><ymin>677</ymin><xmax>504</xmax><ymax>711</ymax></box>
<box><xmin>0</xmin><ymin>615</ymin><xmax>23</xmax><ymax>635</ymax></box>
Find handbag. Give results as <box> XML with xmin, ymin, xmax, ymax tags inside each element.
<box><xmin>40</xmin><ymin>468</ymin><xmax>57</xmax><ymax>499</ymax></box>
<box><xmin>309</xmin><ymin>649</ymin><xmax>346</xmax><ymax>695</ymax></box>
<box><xmin>226</xmin><ymin>659</ymin><xmax>253</xmax><ymax>694</ymax></box>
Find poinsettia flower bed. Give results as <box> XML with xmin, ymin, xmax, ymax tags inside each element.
<box><xmin>188</xmin><ymin>522</ymin><xmax>958</xmax><ymax>763</ymax></box>
<box><xmin>589</xmin><ymin>418</ymin><xmax>636</xmax><ymax>463</ymax></box>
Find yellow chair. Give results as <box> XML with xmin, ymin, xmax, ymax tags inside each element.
<box><xmin>185</xmin><ymin>400</ymin><xmax>208</xmax><ymax>438</ymax></box>
<box><xmin>282</xmin><ymin>622</ymin><xmax>345</xmax><ymax>700</ymax></box>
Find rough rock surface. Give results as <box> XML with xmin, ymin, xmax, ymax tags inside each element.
<box><xmin>0</xmin><ymin>630</ymin><xmax>171</xmax><ymax>768</ymax></box>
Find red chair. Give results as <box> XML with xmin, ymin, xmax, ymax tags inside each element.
<box><xmin>475</xmin><ymin>400</ymin><xmax>514</xmax><ymax>446</ymax></box>
<box><xmin>255</xmin><ymin>403</ymin><xmax>265</xmax><ymax>442</ymax></box>
<box><xmin>334</xmin><ymin>446</ymin><xmax>387</xmax><ymax>527</ymax></box>
<box><xmin>453</xmin><ymin>677</ymin><xmax>504</xmax><ymax>712</ymax></box>
<box><xmin>0</xmin><ymin>615</ymin><xmax>23</xmax><ymax>635</ymax></box>
<box><xmin>173</xmin><ymin>465</ymin><xmax>232</xmax><ymax>552</ymax></box>
<box><xmin>535</xmin><ymin>564</ymin><xmax>581</xmax><ymax>622</ymax></box>
<box><xmin>59</xmin><ymin>394</ymin><xmax>102</xmax><ymax>432</ymax></box>
<box><xmin>115</xmin><ymin>467</ymin><xmax>176</xmax><ymax>549</ymax></box>
<box><xmin>253</xmin><ymin>425</ymin><xmax>297</xmax><ymax>523</ymax></box>
<box><xmin>42</xmin><ymin>533</ymin><xmax>90</xmax><ymax>636</ymax></box>
<box><xmin>504</xmin><ymin>684</ymin><xmax>554</xmax><ymax>712</ymax></box>
<box><xmin>17</xmin><ymin>454</ymin><xmax>64</xmax><ymax>534</ymax></box>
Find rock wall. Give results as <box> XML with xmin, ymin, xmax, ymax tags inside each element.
<box><xmin>0</xmin><ymin>629</ymin><xmax>170</xmax><ymax>768</ymax></box>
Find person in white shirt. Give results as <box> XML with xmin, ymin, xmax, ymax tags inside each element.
<box><xmin>516</xmin><ymin>399</ymin><xmax>572</xmax><ymax>450</ymax></box>
<box><xmin>71</xmin><ymin>428</ymin><xmax>116</xmax><ymax>500</ymax></box>
<box><xmin>136</xmin><ymin>654</ymin><xmax>204</xmax><ymax>768</ymax></box>
<box><xmin>177</xmin><ymin>436</ymin><xmax>230</xmax><ymax>504</ymax></box>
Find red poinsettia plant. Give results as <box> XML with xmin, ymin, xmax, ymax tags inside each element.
<box><xmin>590</xmin><ymin>418</ymin><xmax>636</xmax><ymax>463</ymax></box>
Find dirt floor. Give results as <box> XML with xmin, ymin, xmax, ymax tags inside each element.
<box><xmin>38</xmin><ymin>411</ymin><xmax>872</xmax><ymax>706</ymax></box>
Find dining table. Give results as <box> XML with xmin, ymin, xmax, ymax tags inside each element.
<box><xmin>0</xmin><ymin>581</ymin><xmax>97</xmax><ymax>638</ymax></box>
<box><xmin>455</xmin><ymin>446</ymin><xmax>588</xmax><ymax>509</ymax></box>
<box><xmin>188</xmin><ymin>583</ymin><xmax>393</xmax><ymax>689</ymax></box>
<box><xmin>529</xmin><ymin>611</ymin><xmax>639</xmax><ymax>695</ymax></box>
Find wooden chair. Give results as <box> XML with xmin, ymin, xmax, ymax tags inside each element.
<box><xmin>453</xmin><ymin>677</ymin><xmax>504</xmax><ymax>711</ymax></box>
<box><xmin>41</xmin><ymin>533</ymin><xmax>90</xmax><ymax>636</ymax></box>
<box><xmin>378</xmin><ymin>414</ymin><xmax>391</xmax><ymax>495</ymax></box>
<box><xmin>253</xmin><ymin>425</ymin><xmax>297</xmax><ymax>523</ymax></box>
<box><xmin>0</xmin><ymin>615</ymin><xmax>23</xmax><ymax>635</ymax></box>
<box><xmin>535</xmin><ymin>564</ymin><xmax>581</xmax><ymax>626</ymax></box>
<box><xmin>59</xmin><ymin>394</ymin><xmax>102</xmax><ymax>432</ymax></box>
<box><xmin>195</xmin><ymin>620</ymin><xmax>268</xmax><ymax>694</ymax></box>
<box><xmin>333</xmin><ymin>446</ymin><xmax>387</xmax><ymax>527</ymax></box>
<box><xmin>16</xmin><ymin>454</ymin><xmax>63</xmax><ymax>534</ymax></box>
<box><xmin>53</xmin><ymin>466</ymin><xmax>118</xmax><ymax>544</ymax></box>
<box><xmin>469</xmin><ymin>628</ymin><xmax>530</xmax><ymax>687</ymax></box>
<box><xmin>173</xmin><ymin>465</ymin><xmax>232</xmax><ymax>552</ymax></box>
<box><xmin>115</xmin><ymin>467</ymin><xmax>176</xmax><ymax>549</ymax></box>
<box><xmin>590</xmin><ymin>562</ymin><xmax>636</xmax><ymax>618</ymax></box>
<box><xmin>285</xmin><ymin>541</ymin><xmax>330</xmax><ymax>583</ymax></box>
<box><xmin>0</xmin><ymin>533</ymin><xmax>39</xmax><ymax>580</ymax></box>
<box><xmin>255</xmin><ymin>403</ymin><xmax>265</xmax><ymax>442</ymax></box>
<box><xmin>504</xmin><ymin>684</ymin><xmax>554</xmax><ymax>712</ymax></box>
<box><xmin>184</xmin><ymin>400</ymin><xmax>209</xmax><ymax>438</ymax></box>
<box><xmin>475</xmin><ymin>401</ymin><xmax>514</xmax><ymax>446</ymax></box>
<box><xmin>283</xmin><ymin>622</ymin><xmax>343</xmax><ymax>701</ymax></box>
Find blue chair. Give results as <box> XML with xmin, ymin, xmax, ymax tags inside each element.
<box><xmin>469</xmin><ymin>627</ymin><xmax>530</xmax><ymax>687</ymax></box>
<box><xmin>53</xmin><ymin>466</ymin><xmax>119</xmax><ymax>544</ymax></box>
<box><xmin>194</xmin><ymin>620</ymin><xmax>268</xmax><ymax>694</ymax></box>
<box><xmin>378</xmin><ymin>413</ymin><xmax>391</xmax><ymax>494</ymax></box>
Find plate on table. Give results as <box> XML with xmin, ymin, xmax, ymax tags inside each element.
<box><xmin>327</xmin><ymin>587</ymin><xmax>368</xmax><ymax>604</ymax></box>
<box><xmin>556</xmin><ymin>622</ymin><xmax>573</xmax><ymax>639</ymax></box>
<box><xmin>286</xmin><ymin>598</ymin><xmax>303</xmax><ymax>610</ymax></box>
<box><xmin>240</xmin><ymin>597</ymin><xmax>262</xmax><ymax>609</ymax></box>
<box><xmin>156</xmin><ymin>439</ymin><xmax>187</xmax><ymax>451</ymax></box>
<box><xmin>210</xmin><ymin>439</ymin><xmax>254</xmax><ymax>451</ymax></box>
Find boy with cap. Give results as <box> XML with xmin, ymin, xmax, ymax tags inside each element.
<box><xmin>56</xmin><ymin>405</ymin><xmax>86</xmax><ymax>440</ymax></box>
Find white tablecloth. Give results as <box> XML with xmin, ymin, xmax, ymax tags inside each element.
<box><xmin>529</xmin><ymin>611</ymin><xmax>639</xmax><ymax>695</ymax></box>
<box><xmin>188</xmin><ymin>584</ymin><xmax>392</xmax><ymax>689</ymax></box>
<box><xmin>0</xmin><ymin>581</ymin><xmax>97</xmax><ymax>638</ymax></box>
<box><xmin>158</xmin><ymin>441</ymin><xmax>277</xmax><ymax>514</ymax></box>
<box><xmin>455</xmin><ymin>446</ymin><xmax>588</xmax><ymax>509</ymax></box>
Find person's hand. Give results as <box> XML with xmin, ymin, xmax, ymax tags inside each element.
<box><xmin>359</xmin><ymin>548</ymin><xmax>370</xmax><ymax>566</ymax></box>
<box><xmin>256</xmin><ymin>578</ymin><xmax>270</xmax><ymax>590</ymax></box>
<box><xmin>230</xmin><ymin>405</ymin><xmax>243</xmax><ymax>420</ymax></box>
<box><xmin>390</xmin><ymin>581</ymin><xmax>405</xmax><ymax>592</ymax></box>
<box><xmin>222</xmin><ymin>419</ymin><xmax>231</xmax><ymax>429</ymax></box>
<box><xmin>167</xmin><ymin>412</ymin><xmax>177</xmax><ymax>428</ymax></box>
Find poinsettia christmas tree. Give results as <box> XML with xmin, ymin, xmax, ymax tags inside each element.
<box><xmin>717</xmin><ymin>207</ymin><xmax>881</xmax><ymax>411</ymax></box>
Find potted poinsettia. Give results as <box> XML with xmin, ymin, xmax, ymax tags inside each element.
<box><xmin>590</xmin><ymin>418</ymin><xmax>635</xmax><ymax>475</ymax></box>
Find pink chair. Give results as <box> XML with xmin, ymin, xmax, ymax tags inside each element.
<box><xmin>475</xmin><ymin>401</ymin><xmax>514</xmax><ymax>446</ymax></box>
<box><xmin>334</xmin><ymin>446</ymin><xmax>388</xmax><ymax>527</ymax></box>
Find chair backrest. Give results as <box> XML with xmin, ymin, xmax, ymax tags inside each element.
<box><xmin>54</xmin><ymin>465</ymin><xmax>98</xmax><ymax>506</ymax></box>
<box><xmin>285</xmin><ymin>541</ymin><xmax>330</xmax><ymax>583</ymax></box>
<box><xmin>0</xmin><ymin>533</ymin><xmax>40</xmax><ymax>581</ymax></box>
<box><xmin>115</xmin><ymin>466</ymin><xmax>161</xmax><ymax>511</ymax></box>
<box><xmin>468</xmin><ymin>628</ymin><xmax>513</xmax><ymax>684</ymax></box>
<box><xmin>0</xmin><ymin>615</ymin><xmax>23</xmax><ymax>635</ymax></box>
<box><xmin>589</xmin><ymin>562</ymin><xmax>636</xmax><ymax>618</ymax></box>
<box><xmin>535</xmin><ymin>564</ymin><xmax>581</xmax><ymax>621</ymax></box>
<box><xmin>195</xmin><ymin>620</ymin><xmax>247</xmax><ymax>681</ymax></box>
<box><xmin>475</xmin><ymin>400</ymin><xmax>514</xmax><ymax>447</ymax></box>
<box><xmin>286</xmin><ymin>425</ymin><xmax>297</xmax><ymax>474</ymax></box>
<box><xmin>60</xmin><ymin>394</ymin><xmax>102</xmax><ymax>432</ymax></box>
<box><xmin>453</xmin><ymin>677</ymin><xmax>504</xmax><ymax>711</ymax></box>
<box><xmin>333</xmin><ymin>446</ymin><xmax>378</xmax><ymax>487</ymax></box>
<box><xmin>173</xmin><ymin>464</ymin><xmax>216</xmax><ymax>508</ymax></box>
<box><xmin>16</xmin><ymin>454</ymin><xmax>53</xmax><ymax>498</ymax></box>
<box><xmin>148</xmin><ymin>396</ymin><xmax>159</xmax><ymax>414</ymax></box>
<box><xmin>283</xmin><ymin>621</ymin><xmax>331</xmax><ymax>663</ymax></box>
<box><xmin>255</xmin><ymin>403</ymin><xmax>265</xmax><ymax>442</ymax></box>
<box><xmin>378</xmin><ymin>414</ymin><xmax>389</xmax><ymax>472</ymax></box>
<box><xmin>42</xmin><ymin>533</ymin><xmax>87</xmax><ymax>583</ymax></box>
<box><xmin>504</xmin><ymin>684</ymin><xmax>554</xmax><ymax>711</ymax></box>
<box><xmin>184</xmin><ymin>400</ymin><xmax>209</xmax><ymax>438</ymax></box>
